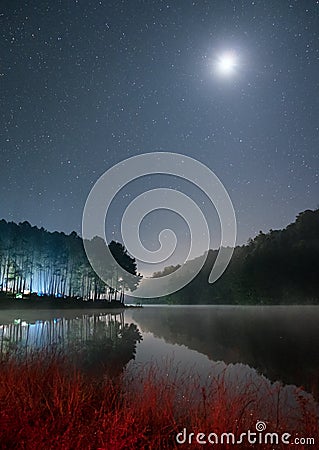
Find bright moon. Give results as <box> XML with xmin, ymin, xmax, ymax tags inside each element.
<box><xmin>216</xmin><ymin>52</ymin><xmax>237</xmax><ymax>76</ymax></box>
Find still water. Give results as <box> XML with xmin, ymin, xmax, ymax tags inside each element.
<box><xmin>1</xmin><ymin>305</ymin><xmax>319</xmax><ymax>403</ymax></box>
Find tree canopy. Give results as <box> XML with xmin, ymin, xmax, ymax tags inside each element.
<box><xmin>149</xmin><ymin>209</ymin><xmax>319</xmax><ymax>305</ymax></box>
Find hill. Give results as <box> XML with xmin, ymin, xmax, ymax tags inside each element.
<box><xmin>150</xmin><ymin>209</ymin><xmax>319</xmax><ymax>304</ymax></box>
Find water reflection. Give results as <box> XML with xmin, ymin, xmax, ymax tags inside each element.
<box><xmin>1</xmin><ymin>306</ymin><xmax>318</xmax><ymax>405</ymax></box>
<box><xmin>0</xmin><ymin>311</ymin><xmax>142</xmax><ymax>376</ymax></box>
<box><xmin>0</xmin><ymin>308</ymin><xmax>317</xmax><ymax>446</ymax></box>
<box><xmin>131</xmin><ymin>305</ymin><xmax>319</xmax><ymax>400</ymax></box>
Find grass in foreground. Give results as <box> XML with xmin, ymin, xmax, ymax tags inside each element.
<box><xmin>0</xmin><ymin>350</ymin><xmax>318</xmax><ymax>449</ymax></box>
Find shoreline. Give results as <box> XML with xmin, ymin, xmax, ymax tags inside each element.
<box><xmin>0</xmin><ymin>296</ymin><xmax>141</xmax><ymax>310</ymax></box>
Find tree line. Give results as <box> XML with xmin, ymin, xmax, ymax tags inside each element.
<box><xmin>152</xmin><ymin>209</ymin><xmax>319</xmax><ymax>305</ymax></box>
<box><xmin>1</xmin><ymin>208</ymin><xmax>318</xmax><ymax>305</ymax></box>
<box><xmin>0</xmin><ymin>220</ymin><xmax>140</xmax><ymax>302</ymax></box>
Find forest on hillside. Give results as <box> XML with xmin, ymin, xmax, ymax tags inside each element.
<box><xmin>0</xmin><ymin>220</ymin><xmax>140</xmax><ymax>301</ymax></box>
<box><xmin>152</xmin><ymin>209</ymin><xmax>319</xmax><ymax>305</ymax></box>
<box><xmin>0</xmin><ymin>208</ymin><xmax>318</xmax><ymax>305</ymax></box>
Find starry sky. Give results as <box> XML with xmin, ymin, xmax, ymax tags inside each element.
<box><xmin>1</xmin><ymin>0</ymin><xmax>319</xmax><ymax>272</ymax></box>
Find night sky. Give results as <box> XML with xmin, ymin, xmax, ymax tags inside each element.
<box><xmin>1</xmin><ymin>1</ymin><xmax>319</xmax><ymax>272</ymax></box>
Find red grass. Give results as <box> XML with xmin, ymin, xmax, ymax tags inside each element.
<box><xmin>0</xmin><ymin>351</ymin><xmax>318</xmax><ymax>449</ymax></box>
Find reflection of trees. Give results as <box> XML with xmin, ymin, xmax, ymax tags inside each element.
<box><xmin>78</xmin><ymin>318</ymin><xmax>143</xmax><ymax>377</ymax></box>
<box><xmin>132</xmin><ymin>306</ymin><xmax>319</xmax><ymax>399</ymax></box>
<box><xmin>0</xmin><ymin>312</ymin><xmax>142</xmax><ymax>377</ymax></box>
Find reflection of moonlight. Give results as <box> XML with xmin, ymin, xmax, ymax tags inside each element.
<box><xmin>216</xmin><ymin>52</ymin><xmax>237</xmax><ymax>76</ymax></box>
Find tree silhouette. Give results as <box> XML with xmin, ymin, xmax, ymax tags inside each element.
<box><xmin>150</xmin><ymin>208</ymin><xmax>319</xmax><ymax>305</ymax></box>
<box><xmin>0</xmin><ymin>220</ymin><xmax>141</xmax><ymax>302</ymax></box>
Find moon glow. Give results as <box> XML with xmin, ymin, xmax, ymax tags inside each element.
<box><xmin>216</xmin><ymin>52</ymin><xmax>237</xmax><ymax>76</ymax></box>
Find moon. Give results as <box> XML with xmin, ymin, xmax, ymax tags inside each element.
<box><xmin>216</xmin><ymin>52</ymin><xmax>237</xmax><ymax>76</ymax></box>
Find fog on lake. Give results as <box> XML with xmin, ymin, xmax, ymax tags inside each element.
<box><xmin>1</xmin><ymin>305</ymin><xmax>318</xmax><ymax>411</ymax></box>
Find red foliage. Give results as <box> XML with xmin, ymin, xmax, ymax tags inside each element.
<box><xmin>0</xmin><ymin>351</ymin><xmax>318</xmax><ymax>449</ymax></box>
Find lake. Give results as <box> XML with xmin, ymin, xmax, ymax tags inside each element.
<box><xmin>1</xmin><ymin>304</ymin><xmax>319</xmax><ymax>446</ymax></box>
<box><xmin>1</xmin><ymin>305</ymin><xmax>318</xmax><ymax>399</ymax></box>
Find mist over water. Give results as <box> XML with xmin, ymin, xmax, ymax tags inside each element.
<box><xmin>1</xmin><ymin>305</ymin><xmax>318</xmax><ymax>402</ymax></box>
